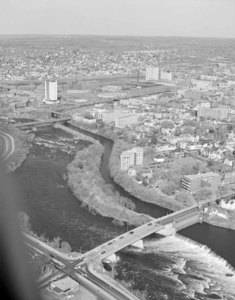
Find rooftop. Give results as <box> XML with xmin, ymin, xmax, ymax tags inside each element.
<box><xmin>50</xmin><ymin>276</ymin><xmax>79</xmax><ymax>294</ymax></box>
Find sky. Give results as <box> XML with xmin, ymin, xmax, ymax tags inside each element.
<box><xmin>0</xmin><ymin>0</ymin><xmax>235</xmax><ymax>38</ymax></box>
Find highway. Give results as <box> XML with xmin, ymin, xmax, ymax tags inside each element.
<box><xmin>0</xmin><ymin>131</ymin><xmax>15</xmax><ymax>161</ymax></box>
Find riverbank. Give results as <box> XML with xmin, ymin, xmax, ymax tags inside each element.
<box><xmin>12</xmin><ymin>122</ymin><xmax>235</xmax><ymax>299</ymax></box>
<box><xmin>55</xmin><ymin>123</ymin><xmax>99</xmax><ymax>144</ymax></box>
<box><xmin>66</xmin><ymin>124</ymin><xmax>235</xmax><ymax>231</ymax></box>
<box><xmin>109</xmin><ymin>140</ymin><xmax>235</xmax><ymax>231</ymax></box>
<box><xmin>109</xmin><ymin>141</ymin><xmax>185</xmax><ymax>211</ymax></box>
<box><xmin>204</xmin><ymin>206</ymin><xmax>235</xmax><ymax>230</ymax></box>
<box><xmin>0</xmin><ymin>123</ymin><xmax>34</xmax><ymax>172</ymax></box>
<box><xmin>67</xmin><ymin>142</ymin><xmax>151</xmax><ymax>226</ymax></box>
<box><xmin>19</xmin><ymin>211</ymin><xmax>80</xmax><ymax>259</ymax></box>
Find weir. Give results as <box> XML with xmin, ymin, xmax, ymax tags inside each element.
<box><xmin>74</xmin><ymin>204</ymin><xmax>216</xmax><ymax>268</ymax></box>
<box><xmin>158</xmin><ymin>223</ymin><xmax>176</xmax><ymax>236</ymax></box>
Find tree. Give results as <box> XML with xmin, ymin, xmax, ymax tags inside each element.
<box><xmin>61</xmin><ymin>241</ymin><xmax>72</xmax><ymax>253</ymax></box>
<box><xmin>136</xmin><ymin>137</ymin><xmax>149</xmax><ymax>147</ymax></box>
<box><xmin>194</xmin><ymin>188</ymin><xmax>212</xmax><ymax>203</ymax></box>
<box><xmin>183</xmin><ymin>120</ymin><xmax>197</xmax><ymax>127</ymax></box>
<box><xmin>161</xmin><ymin>120</ymin><xmax>174</xmax><ymax>129</ymax></box>
<box><xmin>150</xmin><ymin>134</ymin><xmax>157</xmax><ymax>145</ymax></box>
<box><xmin>159</xmin><ymin>181</ymin><xmax>177</xmax><ymax>195</ymax></box>
<box><xmin>175</xmin><ymin>191</ymin><xmax>195</xmax><ymax>206</ymax></box>
<box><xmin>183</xmin><ymin>126</ymin><xmax>195</xmax><ymax>135</ymax></box>
<box><xmin>18</xmin><ymin>211</ymin><xmax>31</xmax><ymax>232</ymax></box>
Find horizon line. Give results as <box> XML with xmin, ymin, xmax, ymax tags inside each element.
<box><xmin>0</xmin><ymin>33</ymin><xmax>235</xmax><ymax>40</ymax></box>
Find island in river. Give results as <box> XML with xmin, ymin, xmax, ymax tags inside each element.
<box><xmin>70</xmin><ymin>122</ymin><xmax>235</xmax><ymax>231</ymax></box>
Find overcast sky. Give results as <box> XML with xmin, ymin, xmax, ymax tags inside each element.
<box><xmin>0</xmin><ymin>0</ymin><xmax>235</xmax><ymax>37</ymax></box>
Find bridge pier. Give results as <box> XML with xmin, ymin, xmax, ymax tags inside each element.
<box><xmin>131</xmin><ymin>239</ymin><xmax>144</xmax><ymax>249</ymax></box>
<box><xmin>198</xmin><ymin>214</ymin><xmax>203</xmax><ymax>223</ymax></box>
<box><xmin>157</xmin><ymin>224</ymin><xmax>176</xmax><ymax>236</ymax></box>
<box><xmin>104</xmin><ymin>253</ymin><xmax>119</xmax><ymax>263</ymax></box>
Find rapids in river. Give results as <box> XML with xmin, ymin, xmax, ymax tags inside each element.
<box><xmin>11</xmin><ymin>127</ymin><xmax>235</xmax><ymax>299</ymax></box>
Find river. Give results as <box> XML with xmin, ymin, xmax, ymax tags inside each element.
<box><xmin>11</xmin><ymin>126</ymin><xmax>235</xmax><ymax>299</ymax></box>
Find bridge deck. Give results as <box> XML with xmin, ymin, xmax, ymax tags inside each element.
<box><xmin>14</xmin><ymin>118</ymin><xmax>71</xmax><ymax>128</ymax></box>
<box><xmin>73</xmin><ymin>206</ymin><xmax>204</xmax><ymax>268</ymax></box>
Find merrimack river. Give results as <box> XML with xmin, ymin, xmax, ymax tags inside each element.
<box><xmin>11</xmin><ymin>127</ymin><xmax>235</xmax><ymax>300</ymax></box>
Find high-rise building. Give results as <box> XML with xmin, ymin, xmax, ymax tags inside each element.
<box><xmin>45</xmin><ymin>80</ymin><xmax>58</xmax><ymax>101</ymax></box>
<box><xmin>145</xmin><ymin>67</ymin><xmax>159</xmax><ymax>81</ymax></box>
<box><xmin>160</xmin><ymin>71</ymin><xmax>173</xmax><ymax>81</ymax></box>
<box><xmin>120</xmin><ymin>147</ymin><xmax>143</xmax><ymax>170</ymax></box>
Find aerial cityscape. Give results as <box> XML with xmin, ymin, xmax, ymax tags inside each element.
<box><xmin>0</xmin><ymin>1</ymin><xmax>235</xmax><ymax>300</ymax></box>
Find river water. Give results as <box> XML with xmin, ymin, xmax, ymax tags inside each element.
<box><xmin>11</xmin><ymin>127</ymin><xmax>235</xmax><ymax>300</ymax></box>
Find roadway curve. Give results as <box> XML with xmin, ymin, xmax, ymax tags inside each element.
<box><xmin>0</xmin><ymin>131</ymin><xmax>15</xmax><ymax>161</ymax></box>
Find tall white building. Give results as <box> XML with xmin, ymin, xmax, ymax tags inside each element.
<box><xmin>120</xmin><ymin>147</ymin><xmax>143</xmax><ymax>170</ymax></box>
<box><xmin>45</xmin><ymin>80</ymin><xmax>58</xmax><ymax>101</ymax></box>
<box><xmin>145</xmin><ymin>67</ymin><xmax>159</xmax><ymax>81</ymax></box>
<box><xmin>160</xmin><ymin>71</ymin><xmax>173</xmax><ymax>81</ymax></box>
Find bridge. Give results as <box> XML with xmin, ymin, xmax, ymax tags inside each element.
<box><xmin>72</xmin><ymin>195</ymin><xmax>231</xmax><ymax>268</ymax></box>
<box><xmin>13</xmin><ymin>117</ymin><xmax>71</xmax><ymax>130</ymax></box>
<box><xmin>50</xmin><ymin>111</ymin><xmax>63</xmax><ymax>118</ymax></box>
<box><xmin>24</xmin><ymin>194</ymin><xmax>234</xmax><ymax>299</ymax></box>
<box><xmin>72</xmin><ymin>204</ymin><xmax>204</xmax><ymax>268</ymax></box>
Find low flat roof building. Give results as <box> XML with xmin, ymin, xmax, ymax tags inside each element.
<box><xmin>50</xmin><ymin>276</ymin><xmax>79</xmax><ymax>296</ymax></box>
<box><xmin>181</xmin><ymin>174</ymin><xmax>202</xmax><ymax>194</ymax></box>
<box><xmin>181</xmin><ymin>172</ymin><xmax>221</xmax><ymax>193</ymax></box>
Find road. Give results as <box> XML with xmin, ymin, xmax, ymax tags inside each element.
<box><xmin>24</xmin><ymin>205</ymin><xmax>204</xmax><ymax>300</ymax></box>
<box><xmin>24</xmin><ymin>234</ymin><xmax>138</xmax><ymax>300</ymax></box>
<box><xmin>24</xmin><ymin>195</ymin><xmax>234</xmax><ymax>299</ymax></box>
<box><xmin>0</xmin><ymin>131</ymin><xmax>15</xmax><ymax>161</ymax></box>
